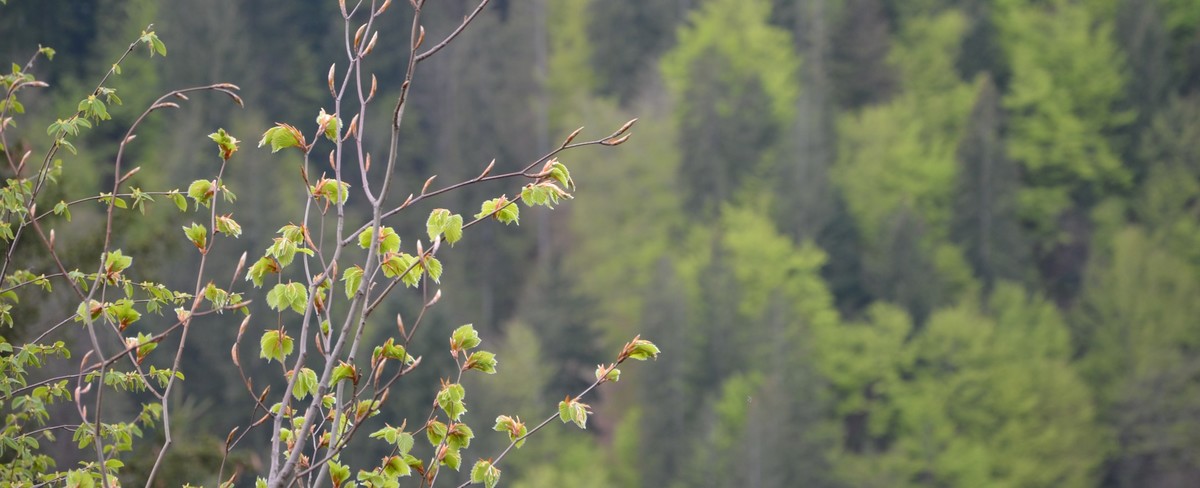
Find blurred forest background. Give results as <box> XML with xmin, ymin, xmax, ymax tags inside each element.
<box><xmin>4</xmin><ymin>0</ymin><xmax>1200</xmax><ymax>486</ymax></box>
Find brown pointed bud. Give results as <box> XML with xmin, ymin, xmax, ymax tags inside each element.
<box><xmin>152</xmin><ymin>102</ymin><xmax>180</xmax><ymax>111</ymax></box>
<box><xmin>214</xmin><ymin>83</ymin><xmax>241</xmax><ymax>91</ymax></box>
<box><xmin>230</xmin><ymin>343</ymin><xmax>240</xmax><ymax>367</ymax></box>
<box><xmin>417</xmin><ymin>25</ymin><xmax>426</xmax><ymax>49</ymax></box>
<box><xmin>416</xmin><ymin>239</ymin><xmax>424</xmax><ymax>258</ymax></box>
<box><xmin>236</xmin><ymin>314</ymin><xmax>251</xmax><ymax>343</ymax></box>
<box><xmin>613</xmin><ymin>118</ymin><xmax>638</xmax><ymax>137</ymax></box>
<box><xmin>48</xmin><ymin>229</ymin><xmax>55</xmax><ymax>248</ymax></box>
<box><xmin>378</xmin><ymin>0</ymin><xmax>393</xmax><ymax>14</ymax></box>
<box><xmin>602</xmin><ymin>134</ymin><xmax>631</xmax><ymax>146</ymax></box>
<box><xmin>123</xmin><ymin>134</ymin><xmax>137</xmax><ymax>145</ymax></box>
<box><xmin>397</xmin><ymin>314</ymin><xmax>407</xmax><ymax>338</ymax></box>
<box><xmin>431</xmin><ymin>236</ymin><xmax>441</xmax><ymax>255</ymax></box>
<box><xmin>354</xmin><ymin>24</ymin><xmax>367</xmax><ymax>50</ymax></box>
<box><xmin>339</xmin><ymin>0</ymin><xmax>347</xmax><ymax>16</ymax></box>
<box><xmin>328</xmin><ymin>150</ymin><xmax>337</xmax><ymax>170</ymax></box>
<box><xmin>421</xmin><ymin>175</ymin><xmax>437</xmax><ymax>194</ymax></box>
<box><xmin>401</xmin><ymin>193</ymin><xmax>413</xmax><ymax>209</ymax></box>
<box><xmin>327</xmin><ymin>64</ymin><xmax>336</xmax><ymax>95</ymax></box>
<box><xmin>479</xmin><ymin>159</ymin><xmax>496</xmax><ymax>179</ymax></box>
<box><xmin>344</xmin><ymin>114</ymin><xmax>359</xmax><ymax>141</ymax></box>
<box><xmin>427</xmin><ymin>289</ymin><xmax>442</xmax><ymax>307</ymax></box>
<box><xmin>364</xmin><ymin>153</ymin><xmax>371</xmax><ymax>172</ymax></box>
<box><xmin>314</xmin><ymin>333</ymin><xmax>325</xmax><ymax>355</ymax></box>
<box><xmin>119</xmin><ymin>166</ymin><xmax>141</xmax><ymax>184</ymax></box>
<box><xmin>562</xmin><ymin>126</ymin><xmax>584</xmax><ymax>147</ymax></box>
<box><xmin>369</xmin><ymin>74</ymin><xmax>378</xmax><ymax>101</ymax></box>
<box><xmin>232</xmin><ymin>251</ymin><xmax>248</xmax><ymax>283</ymax></box>
<box><xmin>17</xmin><ymin>150</ymin><xmax>30</xmax><ymax>174</ymax></box>
<box><xmin>173</xmin><ymin>92</ymin><xmax>190</xmax><ymax>101</ymax></box>
<box><xmin>364</xmin><ymin>32</ymin><xmax>379</xmax><ymax>56</ymax></box>
<box><xmin>225</xmin><ymin>427</ymin><xmax>239</xmax><ymax>448</ymax></box>
<box><xmin>27</xmin><ymin>203</ymin><xmax>34</xmax><ymax>216</ymax></box>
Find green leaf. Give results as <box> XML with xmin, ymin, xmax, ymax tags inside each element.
<box><xmin>595</xmin><ymin>366</ymin><xmax>620</xmax><ymax>383</ymax></box>
<box><xmin>53</xmin><ymin>200</ymin><xmax>71</xmax><ymax>221</ymax></box>
<box><xmin>266</xmin><ymin>282</ymin><xmax>308</xmax><ymax>314</ymax></box>
<box><xmin>358</xmin><ymin>226</ymin><xmax>401</xmax><ymax>254</ymax></box>
<box><xmin>215</xmin><ymin>215</ymin><xmax>242</xmax><ymax>238</ymax></box>
<box><xmin>424</xmin><ymin>257</ymin><xmax>443</xmax><ymax>283</ymax></box>
<box><xmin>246</xmin><ymin>256</ymin><xmax>278</xmax><ymax>287</ymax></box>
<box><xmin>426</xmin><ymin>420</ymin><xmax>447</xmax><ymax>446</ymax></box>
<box><xmin>259</xmin><ymin>329</ymin><xmax>294</xmax><ymax>363</ymax></box>
<box><xmin>170</xmin><ymin>191</ymin><xmax>187</xmax><ymax>212</ymax></box>
<box><xmin>493</xmin><ymin>415</ymin><xmax>528</xmax><ymax>448</ymax></box>
<box><xmin>441</xmin><ymin>448</ymin><xmax>462</xmax><ymax>471</ymax></box>
<box><xmin>208</xmin><ymin>128</ymin><xmax>240</xmax><ymax>160</ymax></box>
<box><xmin>451</xmin><ymin>324</ymin><xmax>481</xmax><ymax>352</ymax></box>
<box><xmin>547</xmin><ymin>159</ymin><xmax>574</xmax><ymax>189</ymax></box>
<box><xmin>133</xmin><ymin>332</ymin><xmax>156</xmax><ymax>362</ymax></box>
<box><xmin>475</xmin><ymin>197</ymin><xmax>519</xmax><ymax>225</ymax></box>
<box><xmin>383</xmin><ymin>454</ymin><xmax>411</xmax><ymax>478</ymax></box>
<box><xmin>329</xmin><ymin>460</ymin><xmax>351</xmax><ymax>488</ymax></box>
<box><xmin>103</xmin><ymin>250</ymin><xmax>133</xmax><ymax>274</ymax></box>
<box><xmin>436</xmin><ymin>383</ymin><xmax>467</xmax><ymax>420</ymax></box>
<box><xmin>444</xmin><ymin>214</ymin><xmax>463</xmax><ymax>244</ymax></box>
<box><xmin>425</xmin><ymin>209</ymin><xmax>464</xmax><ymax>245</ymax></box>
<box><xmin>342</xmin><ymin>266</ymin><xmax>364</xmax><ymax>299</ymax></box>
<box><xmin>331</xmin><ymin>362</ymin><xmax>358</xmax><ymax>385</ymax></box>
<box><xmin>427</xmin><ymin>208</ymin><xmax>449</xmax><ymax>241</ymax></box>
<box><xmin>187</xmin><ymin>179</ymin><xmax>214</xmax><ymax>209</ymax></box>
<box><xmin>558</xmin><ymin>398</ymin><xmax>590</xmax><ymax>429</ymax></box>
<box><xmin>446</xmin><ymin>422</ymin><xmax>474</xmax><ymax>450</ymax></box>
<box><xmin>257</xmin><ymin>124</ymin><xmax>304</xmax><ymax>153</ymax></box>
<box><xmin>290</xmin><ymin>367</ymin><xmax>318</xmax><ymax>399</ymax></box>
<box><xmin>316</xmin><ymin>109</ymin><xmax>341</xmax><ymax>141</ymax></box>
<box><xmin>470</xmin><ymin>460</ymin><xmax>501</xmax><ymax>488</ymax></box>
<box><xmin>465</xmin><ymin>351</ymin><xmax>497</xmax><ymax>374</ymax></box>
<box><xmin>381</xmin><ymin>253</ymin><xmax>421</xmax><ymax>286</ymax></box>
<box><xmin>627</xmin><ymin>339</ymin><xmax>661</xmax><ymax>360</ymax></box>
<box><xmin>182</xmin><ymin>223</ymin><xmax>207</xmax><ymax>250</ymax></box>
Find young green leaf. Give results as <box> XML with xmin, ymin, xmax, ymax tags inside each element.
<box><xmin>291</xmin><ymin>367</ymin><xmax>318</xmax><ymax>399</ymax></box>
<box><xmin>341</xmin><ymin>265</ymin><xmax>364</xmax><ymax>299</ymax></box>
<box><xmin>426</xmin><ymin>420</ymin><xmax>447</xmax><ymax>446</ymax></box>
<box><xmin>257</xmin><ymin>123</ymin><xmax>305</xmax><ymax>153</ymax></box>
<box><xmin>330</xmin><ymin>362</ymin><xmax>358</xmax><ymax>385</ymax></box>
<box><xmin>493</xmin><ymin>415</ymin><xmax>528</xmax><ymax>448</ymax></box>
<box><xmin>316</xmin><ymin>109</ymin><xmax>341</xmax><ymax>141</ymax></box>
<box><xmin>208</xmin><ymin>128</ymin><xmax>240</xmax><ymax>160</ymax></box>
<box><xmin>182</xmin><ymin>223</ymin><xmax>208</xmax><ymax>250</ymax></box>
<box><xmin>558</xmin><ymin>397</ymin><xmax>590</xmax><ymax>429</ymax></box>
<box><xmin>215</xmin><ymin>214</ymin><xmax>242</xmax><ymax>238</ymax></box>
<box><xmin>465</xmin><ymin>351</ymin><xmax>497</xmax><ymax>374</ymax></box>
<box><xmin>470</xmin><ymin>460</ymin><xmax>501</xmax><ymax>488</ymax></box>
<box><xmin>450</xmin><ymin>324</ymin><xmax>481</xmax><ymax>352</ymax></box>
<box><xmin>259</xmin><ymin>329</ymin><xmax>294</xmax><ymax>363</ymax></box>
<box><xmin>436</xmin><ymin>383</ymin><xmax>467</xmax><ymax>420</ymax></box>
<box><xmin>187</xmin><ymin>179</ymin><xmax>214</xmax><ymax>209</ymax></box>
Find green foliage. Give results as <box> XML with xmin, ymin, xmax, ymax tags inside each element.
<box><xmin>833</xmin><ymin>10</ymin><xmax>975</xmax><ymax>242</ymax></box>
<box><xmin>995</xmin><ymin>0</ymin><xmax>1133</xmax><ymax>231</ymax></box>
<box><xmin>661</xmin><ymin>0</ymin><xmax>799</xmax><ymax>125</ymax></box>
<box><xmin>259</xmin><ymin>329</ymin><xmax>294</xmax><ymax>364</ymax></box>
<box><xmin>475</xmin><ymin>196</ymin><xmax>520</xmax><ymax>225</ymax></box>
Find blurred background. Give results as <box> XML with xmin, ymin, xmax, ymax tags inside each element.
<box><xmin>4</xmin><ymin>0</ymin><xmax>1200</xmax><ymax>486</ymax></box>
